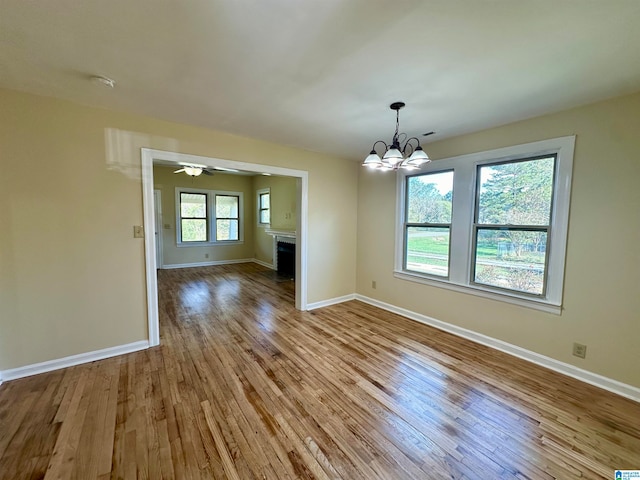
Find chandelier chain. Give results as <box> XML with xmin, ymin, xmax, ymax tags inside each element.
<box><xmin>394</xmin><ymin>110</ymin><xmax>400</xmax><ymax>143</ymax></box>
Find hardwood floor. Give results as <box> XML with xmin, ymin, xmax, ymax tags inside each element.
<box><xmin>1</xmin><ymin>263</ymin><xmax>639</xmax><ymax>479</ymax></box>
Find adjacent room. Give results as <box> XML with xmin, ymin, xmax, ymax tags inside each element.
<box><xmin>1</xmin><ymin>1</ymin><xmax>639</xmax><ymax>479</ymax></box>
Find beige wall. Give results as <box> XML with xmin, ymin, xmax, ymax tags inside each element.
<box><xmin>252</xmin><ymin>175</ymin><xmax>298</xmax><ymax>265</ymax></box>
<box><xmin>153</xmin><ymin>166</ymin><xmax>255</xmax><ymax>266</ymax></box>
<box><xmin>357</xmin><ymin>91</ymin><xmax>640</xmax><ymax>388</ymax></box>
<box><xmin>0</xmin><ymin>88</ymin><xmax>358</xmax><ymax>371</ymax></box>
<box><xmin>3</xmin><ymin>84</ymin><xmax>637</xmax><ymax>390</ymax></box>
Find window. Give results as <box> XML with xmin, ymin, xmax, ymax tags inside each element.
<box><xmin>396</xmin><ymin>136</ymin><xmax>575</xmax><ymax>313</ymax></box>
<box><xmin>180</xmin><ymin>192</ymin><xmax>208</xmax><ymax>242</ymax></box>
<box><xmin>215</xmin><ymin>194</ymin><xmax>239</xmax><ymax>241</ymax></box>
<box><xmin>405</xmin><ymin>171</ymin><xmax>454</xmax><ymax>277</ymax></box>
<box><xmin>257</xmin><ymin>189</ymin><xmax>270</xmax><ymax>226</ymax></box>
<box><xmin>175</xmin><ymin>188</ymin><xmax>244</xmax><ymax>245</ymax></box>
<box><xmin>473</xmin><ymin>156</ymin><xmax>554</xmax><ymax>296</ymax></box>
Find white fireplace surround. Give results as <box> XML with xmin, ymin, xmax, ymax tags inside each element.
<box><xmin>265</xmin><ymin>229</ymin><xmax>296</xmax><ymax>273</ymax></box>
<box><xmin>265</xmin><ymin>228</ymin><xmax>296</xmax><ymax>245</ymax></box>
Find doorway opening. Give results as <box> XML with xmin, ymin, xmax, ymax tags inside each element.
<box><xmin>141</xmin><ymin>148</ymin><xmax>308</xmax><ymax>346</ymax></box>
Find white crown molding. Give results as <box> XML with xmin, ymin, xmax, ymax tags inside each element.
<box><xmin>0</xmin><ymin>341</ymin><xmax>149</xmax><ymax>382</ymax></box>
<box><xmin>354</xmin><ymin>294</ymin><xmax>640</xmax><ymax>403</ymax></box>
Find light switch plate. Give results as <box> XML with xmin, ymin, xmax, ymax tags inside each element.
<box><xmin>133</xmin><ymin>225</ymin><xmax>144</xmax><ymax>238</ymax></box>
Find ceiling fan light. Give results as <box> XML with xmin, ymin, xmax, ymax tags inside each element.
<box><xmin>184</xmin><ymin>166</ymin><xmax>203</xmax><ymax>176</ymax></box>
<box><xmin>362</xmin><ymin>150</ymin><xmax>382</xmax><ymax>168</ymax></box>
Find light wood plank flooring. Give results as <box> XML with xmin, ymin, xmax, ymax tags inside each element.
<box><xmin>0</xmin><ymin>263</ymin><xmax>639</xmax><ymax>479</ymax></box>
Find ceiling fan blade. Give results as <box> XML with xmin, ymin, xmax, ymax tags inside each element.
<box><xmin>173</xmin><ymin>168</ymin><xmax>185</xmax><ymax>173</ymax></box>
<box><xmin>202</xmin><ymin>169</ymin><xmax>214</xmax><ymax>176</ymax></box>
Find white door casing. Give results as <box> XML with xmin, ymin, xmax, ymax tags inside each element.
<box><xmin>140</xmin><ymin>148</ymin><xmax>309</xmax><ymax>347</ymax></box>
<box><xmin>153</xmin><ymin>189</ymin><xmax>163</xmax><ymax>269</ymax></box>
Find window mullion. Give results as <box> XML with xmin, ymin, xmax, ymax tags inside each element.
<box><xmin>214</xmin><ymin>192</ymin><xmax>218</xmax><ymax>242</ymax></box>
<box><xmin>448</xmin><ymin>164</ymin><xmax>475</xmax><ymax>284</ymax></box>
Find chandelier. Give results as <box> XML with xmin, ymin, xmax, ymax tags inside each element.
<box><xmin>362</xmin><ymin>102</ymin><xmax>431</xmax><ymax>171</ymax></box>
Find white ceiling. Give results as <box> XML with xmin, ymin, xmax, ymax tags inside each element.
<box><xmin>2</xmin><ymin>0</ymin><xmax>640</xmax><ymax>161</ymax></box>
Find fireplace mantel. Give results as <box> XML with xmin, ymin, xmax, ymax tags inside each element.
<box><xmin>265</xmin><ymin>228</ymin><xmax>296</xmax><ymax>238</ymax></box>
<box><xmin>265</xmin><ymin>229</ymin><xmax>296</xmax><ymax>244</ymax></box>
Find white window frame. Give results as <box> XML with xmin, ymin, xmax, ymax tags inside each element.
<box><xmin>394</xmin><ymin>136</ymin><xmax>575</xmax><ymax>314</ymax></box>
<box><xmin>257</xmin><ymin>188</ymin><xmax>271</xmax><ymax>227</ymax></box>
<box><xmin>178</xmin><ymin>190</ymin><xmax>209</xmax><ymax>243</ymax></box>
<box><xmin>175</xmin><ymin>187</ymin><xmax>244</xmax><ymax>246</ymax></box>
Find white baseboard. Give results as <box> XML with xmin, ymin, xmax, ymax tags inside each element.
<box><xmin>162</xmin><ymin>258</ymin><xmax>254</xmax><ymax>269</ymax></box>
<box><xmin>161</xmin><ymin>258</ymin><xmax>276</xmax><ymax>270</ymax></box>
<box><xmin>342</xmin><ymin>294</ymin><xmax>640</xmax><ymax>403</ymax></box>
<box><xmin>4</xmin><ymin>293</ymin><xmax>637</xmax><ymax>403</ymax></box>
<box><xmin>0</xmin><ymin>340</ymin><xmax>149</xmax><ymax>382</ymax></box>
<box><xmin>252</xmin><ymin>258</ymin><xmax>275</xmax><ymax>269</ymax></box>
<box><xmin>307</xmin><ymin>294</ymin><xmax>356</xmax><ymax>311</ymax></box>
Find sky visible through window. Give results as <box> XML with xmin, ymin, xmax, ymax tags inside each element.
<box><xmin>413</xmin><ymin>171</ymin><xmax>453</xmax><ymax>196</ymax></box>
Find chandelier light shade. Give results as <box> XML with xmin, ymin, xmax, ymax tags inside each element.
<box><xmin>362</xmin><ymin>102</ymin><xmax>431</xmax><ymax>171</ymax></box>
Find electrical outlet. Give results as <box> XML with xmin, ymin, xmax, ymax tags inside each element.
<box><xmin>205</xmin><ymin>253</ymin><xmax>209</xmax><ymax>259</ymax></box>
<box><xmin>573</xmin><ymin>343</ymin><xmax>587</xmax><ymax>359</ymax></box>
<box><xmin>372</xmin><ymin>280</ymin><xmax>377</xmax><ymax>289</ymax></box>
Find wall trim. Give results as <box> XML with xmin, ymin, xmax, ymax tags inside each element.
<box><xmin>3</xmin><ymin>293</ymin><xmax>637</xmax><ymax>402</ymax></box>
<box><xmin>349</xmin><ymin>294</ymin><xmax>640</xmax><ymax>403</ymax></box>
<box><xmin>393</xmin><ymin>271</ymin><xmax>562</xmax><ymax>315</ymax></box>
<box><xmin>162</xmin><ymin>258</ymin><xmax>254</xmax><ymax>270</ymax></box>
<box><xmin>0</xmin><ymin>340</ymin><xmax>149</xmax><ymax>382</ymax></box>
<box><xmin>142</xmin><ymin>150</ymin><xmax>160</xmax><ymax>347</ymax></box>
<box><xmin>307</xmin><ymin>294</ymin><xmax>356</xmax><ymax>311</ymax></box>
<box><xmin>162</xmin><ymin>258</ymin><xmax>276</xmax><ymax>270</ymax></box>
<box><xmin>252</xmin><ymin>258</ymin><xmax>275</xmax><ymax>270</ymax></box>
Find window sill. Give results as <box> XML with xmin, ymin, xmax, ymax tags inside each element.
<box><xmin>393</xmin><ymin>270</ymin><xmax>562</xmax><ymax>315</ymax></box>
<box><xmin>177</xmin><ymin>241</ymin><xmax>244</xmax><ymax>247</ymax></box>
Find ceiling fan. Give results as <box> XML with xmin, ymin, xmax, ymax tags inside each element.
<box><xmin>173</xmin><ymin>166</ymin><xmax>215</xmax><ymax>177</ymax></box>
